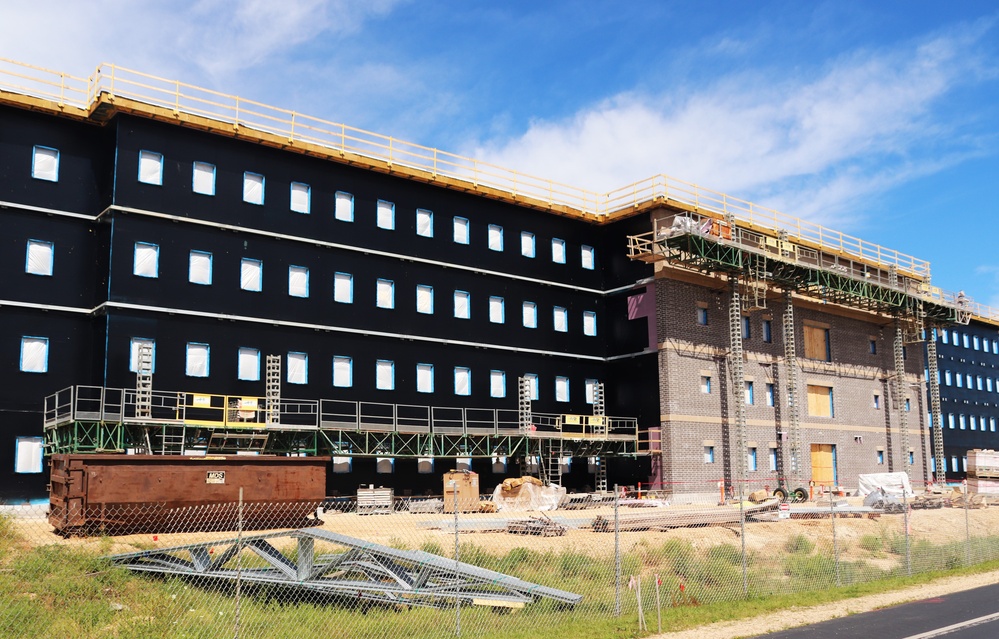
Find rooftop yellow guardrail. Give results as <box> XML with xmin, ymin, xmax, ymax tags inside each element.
<box><xmin>1</xmin><ymin>57</ymin><xmax>996</xmax><ymax>324</ymax></box>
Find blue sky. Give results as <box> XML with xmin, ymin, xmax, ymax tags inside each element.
<box><xmin>3</xmin><ymin>1</ymin><xmax>997</xmax><ymax>308</ymax></box>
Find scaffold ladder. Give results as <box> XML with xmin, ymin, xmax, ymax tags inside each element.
<box><xmin>592</xmin><ymin>381</ymin><xmax>607</xmax><ymax>492</ymax></box>
<box><xmin>728</xmin><ymin>277</ymin><xmax>748</xmax><ymax>497</ymax></box>
<box><xmin>266</xmin><ymin>354</ymin><xmax>281</xmax><ymax>426</ymax></box>
<box><xmin>782</xmin><ymin>291</ymin><xmax>803</xmax><ymax>486</ymax></box>
<box><xmin>135</xmin><ymin>344</ymin><xmax>153</xmax><ymax>420</ymax></box>
<box><xmin>518</xmin><ymin>376</ymin><xmax>532</xmax><ymax>434</ymax></box>
<box><xmin>743</xmin><ymin>255</ymin><xmax>768</xmax><ymax>311</ymax></box>
<box><xmin>541</xmin><ymin>438</ymin><xmax>563</xmax><ymax>487</ymax></box>
<box><xmin>926</xmin><ymin>326</ymin><xmax>945</xmax><ymax>483</ymax></box>
<box><xmin>893</xmin><ymin>317</ymin><xmax>912</xmax><ymax>477</ymax></box>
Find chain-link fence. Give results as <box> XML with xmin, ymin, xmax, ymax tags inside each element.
<box><xmin>3</xmin><ymin>477</ymin><xmax>999</xmax><ymax>638</ymax></box>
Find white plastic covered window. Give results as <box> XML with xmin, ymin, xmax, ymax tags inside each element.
<box><xmin>333</xmin><ymin>356</ymin><xmax>353</xmax><ymax>387</ymax></box>
<box><xmin>288</xmin><ymin>265</ymin><xmax>309</xmax><ymax>298</ymax></box>
<box><xmin>581</xmin><ymin>245</ymin><xmax>595</xmax><ymax>270</ymax></box>
<box><xmin>138</xmin><ymin>150</ymin><xmax>164</xmax><ymax>185</ymax></box>
<box><xmin>585</xmin><ymin>379</ymin><xmax>598</xmax><ymax>404</ymax></box>
<box><xmin>334</xmin><ymin>272</ymin><xmax>353</xmax><ymax>303</ymax></box>
<box><xmin>521</xmin><ymin>232</ymin><xmax>535</xmax><ymax>258</ymax></box>
<box><xmin>417</xmin><ymin>364</ymin><xmax>434</xmax><ymax>393</ymax></box>
<box><xmin>15</xmin><ymin>436</ymin><xmax>44</xmax><ymax>474</ymax></box>
<box><xmin>238</xmin><ymin>347</ymin><xmax>261</xmax><ymax>381</ymax></box>
<box><xmin>552</xmin><ymin>238</ymin><xmax>566</xmax><ymax>264</ymax></box>
<box><xmin>376</xmin><ymin>279</ymin><xmax>395</xmax><ymax>309</ymax></box>
<box><xmin>290</xmin><ymin>182</ymin><xmax>311</xmax><ymax>214</ymax></box>
<box><xmin>192</xmin><ymin>161</ymin><xmax>216</xmax><ymax>195</ymax></box>
<box><xmin>376</xmin><ymin>360</ymin><xmax>395</xmax><ymax>390</ymax></box>
<box><xmin>416</xmin><ymin>209</ymin><xmax>433</xmax><ymax>237</ymax></box>
<box><xmin>188</xmin><ymin>251</ymin><xmax>212</xmax><ymax>285</ymax></box>
<box><xmin>525</xmin><ymin>373</ymin><xmax>539</xmax><ymax>400</ymax></box>
<box><xmin>129</xmin><ymin>338</ymin><xmax>156</xmax><ymax>373</ymax></box>
<box><xmin>335</xmin><ymin>191</ymin><xmax>354</xmax><ymax>222</ymax></box>
<box><xmin>243</xmin><ymin>172</ymin><xmax>265</xmax><ymax>205</ymax></box>
<box><xmin>133</xmin><ymin>242</ymin><xmax>160</xmax><ymax>278</ymax></box>
<box><xmin>555</xmin><ymin>376</ymin><xmax>570</xmax><ymax>402</ymax></box>
<box><xmin>489</xmin><ymin>296</ymin><xmax>505</xmax><ymax>324</ymax></box>
<box><xmin>376</xmin><ymin>200</ymin><xmax>395</xmax><ymax>230</ymax></box>
<box><xmin>523</xmin><ymin>302</ymin><xmax>537</xmax><ymax>328</ymax></box>
<box><xmin>240</xmin><ymin>258</ymin><xmax>262</xmax><ymax>292</ymax></box>
<box><xmin>454</xmin><ymin>367</ymin><xmax>471</xmax><ymax>396</ymax></box>
<box><xmin>20</xmin><ymin>337</ymin><xmax>49</xmax><ymax>373</ymax></box>
<box><xmin>25</xmin><ymin>240</ymin><xmax>54</xmax><ymax>276</ymax></box>
<box><xmin>287</xmin><ymin>352</ymin><xmax>308</xmax><ymax>384</ymax></box>
<box><xmin>185</xmin><ymin>342</ymin><xmax>210</xmax><ymax>377</ymax></box>
<box><xmin>553</xmin><ymin>306</ymin><xmax>568</xmax><ymax>333</ymax></box>
<box><xmin>490</xmin><ymin>370</ymin><xmax>506</xmax><ymax>398</ymax></box>
<box><xmin>454</xmin><ymin>291</ymin><xmax>470</xmax><ymax>319</ymax></box>
<box><xmin>488</xmin><ymin>225</ymin><xmax>503</xmax><ymax>251</ymax></box>
<box><xmin>453</xmin><ymin>217</ymin><xmax>469</xmax><ymax>244</ymax></box>
<box><xmin>583</xmin><ymin>311</ymin><xmax>597</xmax><ymax>336</ymax></box>
<box><xmin>415</xmin><ymin>285</ymin><xmax>434</xmax><ymax>314</ymax></box>
<box><xmin>31</xmin><ymin>145</ymin><xmax>59</xmax><ymax>181</ymax></box>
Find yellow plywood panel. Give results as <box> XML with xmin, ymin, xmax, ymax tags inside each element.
<box><xmin>563</xmin><ymin>415</ymin><xmax>581</xmax><ymax>425</ymax></box>
<box><xmin>811</xmin><ymin>444</ymin><xmax>835</xmax><ymax>486</ymax></box>
<box><xmin>803</xmin><ymin>325</ymin><xmax>828</xmax><ymax>360</ymax></box>
<box><xmin>807</xmin><ymin>385</ymin><xmax>832</xmax><ymax>417</ymax></box>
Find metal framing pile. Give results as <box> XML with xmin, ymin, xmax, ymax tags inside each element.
<box><xmin>108</xmin><ymin>528</ymin><xmax>582</xmax><ymax>609</ymax></box>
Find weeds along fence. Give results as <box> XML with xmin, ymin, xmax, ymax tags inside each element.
<box><xmin>3</xmin><ymin>478</ymin><xmax>999</xmax><ymax>639</ymax></box>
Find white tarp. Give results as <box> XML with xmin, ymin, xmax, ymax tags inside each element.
<box><xmin>488</xmin><ymin>225</ymin><xmax>503</xmax><ymax>251</ymax></box>
<box><xmin>287</xmin><ymin>352</ymin><xmax>307</xmax><ymax>384</ymax></box>
<box><xmin>290</xmin><ymin>182</ymin><xmax>310</xmax><ymax>213</ymax></box>
<box><xmin>192</xmin><ymin>162</ymin><xmax>215</xmax><ymax>195</ymax></box>
<box><xmin>334</xmin><ymin>272</ymin><xmax>352</xmax><ymax>302</ymax></box>
<box><xmin>376</xmin><ymin>200</ymin><xmax>394</xmax><ymax>229</ymax></box>
<box><xmin>489</xmin><ymin>297</ymin><xmax>504</xmax><ymax>323</ymax></box>
<box><xmin>492</xmin><ymin>480</ymin><xmax>566</xmax><ymax>512</ymax></box>
<box><xmin>189</xmin><ymin>251</ymin><xmax>212</xmax><ymax>284</ymax></box>
<box><xmin>288</xmin><ymin>266</ymin><xmax>309</xmax><ymax>297</ymax></box>
<box><xmin>26</xmin><ymin>240</ymin><xmax>54</xmax><ymax>275</ymax></box>
<box><xmin>240</xmin><ymin>259</ymin><xmax>261</xmax><ymax>291</ymax></box>
<box><xmin>454</xmin><ymin>291</ymin><xmax>469</xmax><ymax>318</ymax></box>
<box><xmin>138</xmin><ymin>151</ymin><xmax>162</xmax><ymax>185</ymax></box>
<box><xmin>333</xmin><ymin>356</ymin><xmax>352</xmax><ymax>387</ymax></box>
<box><xmin>857</xmin><ymin>472</ymin><xmax>913</xmax><ymax>497</ymax></box>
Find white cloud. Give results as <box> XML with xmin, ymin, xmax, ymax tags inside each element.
<box><xmin>468</xmin><ymin>23</ymin><xmax>994</xmax><ymax>228</ymax></box>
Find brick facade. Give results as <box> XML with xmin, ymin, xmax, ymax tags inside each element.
<box><xmin>655</xmin><ymin>268</ymin><xmax>928</xmax><ymax>496</ymax></box>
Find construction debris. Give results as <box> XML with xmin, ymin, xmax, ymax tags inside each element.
<box><xmin>590</xmin><ymin>501</ymin><xmax>778</xmax><ymax>532</ymax></box>
<box><xmin>492</xmin><ymin>478</ymin><xmax>566</xmax><ymax>512</ymax></box>
<box><xmin>108</xmin><ymin>528</ymin><xmax>583</xmax><ymax>610</ymax></box>
<box><xmin>507</xmin><ymin>515</ymin><xmax>567</xmax><ymax>537</ymax></box>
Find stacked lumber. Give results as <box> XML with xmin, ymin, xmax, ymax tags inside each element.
<box><xmin>590</xmin><ymin>501</ymin><xmax>778</xmax><ymax>532</ymax></box>
<box><xmin>507</xmin><ymin>516</ymin><xmax>567</xmax><ymax>537</ymax></box>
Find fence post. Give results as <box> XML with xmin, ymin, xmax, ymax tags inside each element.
<box><xmin>453</xmin><ymin>480</ymin><xmax>461</xmax><ymax>636</ymax></box>
<box><xmin>903</xmin><ymin>488</ymin><xmax>911</xmax><ymax>577</ymax></box>
<box><xmin>830</xmin><ymin>493</ymin><xmax>840</xmax><ymax>587</ymax></box>
<box><xmin>965</xmin><ymin>479</ymin><xmax>971</xmax><ymax>566</ymax></box>
<box><xmin>739</xmin><ymin>492</ymin><xmax>747</xmax><ymax>598</ymax></box>
<box><xmin>614</xmin><ymin>484</ymin><xmax>621</xmax><ymax>617</ymax></box>
<box><xmin>234</xmin><ymin>487</ymin><xmax>243</xmax><ymax>639</ymax></box>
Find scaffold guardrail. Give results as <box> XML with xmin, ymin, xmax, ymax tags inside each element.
<box><xmin>2</xmin><ymin>57</ymin><xmax>995</xmax><ymax>324</ymax></box>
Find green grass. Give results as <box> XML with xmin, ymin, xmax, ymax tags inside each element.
<box><xmin>3</xmin><ymin>530</ymin><xmax>999</xmax><ymax>639</ymax></box>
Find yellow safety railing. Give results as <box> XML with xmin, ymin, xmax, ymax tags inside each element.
<box><xmin>1</xmin><ymin>57</ymin><xmax>996</xmax><ymax>324</ymax></box>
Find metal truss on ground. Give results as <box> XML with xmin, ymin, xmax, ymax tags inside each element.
<box><xmin>108</xmin><ymin>528</ymin><xmax>583</xmax><ymax>610</ymax></box>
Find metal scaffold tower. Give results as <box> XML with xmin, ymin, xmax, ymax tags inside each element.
<box><xmin>926</xmin><ymin>327</ymin><xmax>945</xmax><ymax>483</ymax></box>
<box><xmin>592</xmin><ymin>382</ymin><xmax>607</xmax><ymax>492</ymax></box>
<box><xmin>781</xmin><ymin>291</ymin><xmax>804</xmax><ymax>496</ymax></box>
<box><xmin>266</xmin><ymin>354</ymin><xmax>281</xmax><ymax>426</ymax></box>
<box><xmin>542</xmin><ymin>438</ymin><xmax>563</xmax><ymax>487</ymax></box>
<box><xmin>517</xmin><ymin>376</ymin><xmax>532</xmax><ymax>434</ymax></box>
<box><xmin>135</xmin><ymin>344</ymin><xmax>153</xmax><ymax>420</ymax></box>
<box><xmin>728</xmin><ymin>277</ymin><xmax>748</xmax><ymax>497</ymax></box>
<box><xmin>893</xmin><ymin>316</ymin><xmax>912</xmax><ymax>477</ymax></box>
<box><xmin>136</xmin><ymin>343</ymin><xmax>154</xmax><ymax>454</ymax></box>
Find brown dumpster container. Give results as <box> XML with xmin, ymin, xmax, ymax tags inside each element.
<box><xmin>48</xmin><ymin>454</ymin><xmax>327</xmax><ymax>536</ymax></box>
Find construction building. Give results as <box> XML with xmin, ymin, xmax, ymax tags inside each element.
<box><xmin>929</xmin><ymin>320</ymin><xmax>999</xmax><ymax>478</ymax></box>
<box><xmin>1</xmin><ymin>60</ymin><xmax>996</xmax><ymax>502</ymax></box>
